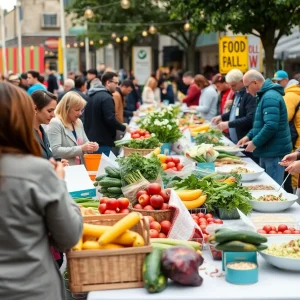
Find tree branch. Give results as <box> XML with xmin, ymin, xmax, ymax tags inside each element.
<box><xmin>168</xmin><ymin>33</ymin><xmax>187</xmax><ymax>49</ymax></box>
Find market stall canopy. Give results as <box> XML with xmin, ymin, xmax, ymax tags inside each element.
<box><xmin>274</xmin><ymin>30</ymin><xmax>300</xmax><ymax>60</ymax></box>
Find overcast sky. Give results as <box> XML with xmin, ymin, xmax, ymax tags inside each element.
<box><xmin>0</xmin><ymin>0</ymin><xmax>16</xmax><ymax>11</ymax></box>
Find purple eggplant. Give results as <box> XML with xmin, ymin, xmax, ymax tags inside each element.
<box><xmin>161</xmin><ymin>246</ymin><xmax>203</xmax><ymax>286</ymax></box>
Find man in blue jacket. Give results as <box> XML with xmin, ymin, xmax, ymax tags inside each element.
<box><xmin>237</xmin><ymin>70</ymin><xmax>292</xmax><ymax>184</ymax></box>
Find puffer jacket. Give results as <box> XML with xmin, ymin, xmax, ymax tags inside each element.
<box><xmin>247</xmin><ymin>79</ymin><xmax>292</xmax><ymax>158</ymax></box>
<box><xmin>284</xmin><ymin>83</ymin><xmax>300</xmax><ymax>187</ymax></box>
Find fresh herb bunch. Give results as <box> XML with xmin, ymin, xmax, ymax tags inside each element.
<box><xmin>139</xmin><ymin>107</ymin><xmax>182</xmax><ymax>143</ymax></box>
<box><xmin>172</xmin><ymin>173</ymin><xmax>252</xmax><ymax>215</ymax></box>
<box><xmin>194</xmin><ymin>132</ymin><xmax>224</xmax><ymax>146</ymax></box>
<box><xmin>115</xmin><ymin>136</ymin><xmax>160</xmax><ymax>149</ymax></box>
<box><xmin>117</xmin><ymin>153</ymin><xmax>162</xmax><ymax>181</ymax></box>
<box><xmin>207</xmin><ymin>128</ymin><xmax>223</xmax><ymax>138</ymax></box>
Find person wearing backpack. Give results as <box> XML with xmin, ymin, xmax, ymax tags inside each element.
<box><xmin>283</xmin><ymin>80</ymin><xmax>300</xmax><ymax>191</ymax></box>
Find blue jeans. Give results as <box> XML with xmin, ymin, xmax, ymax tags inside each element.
<box><xmin>259</xmin><ymin>157</ymin><xmax>284</xmax><ymax>185</ymax></box>
<box><xmin>94</xmin><ymin>146</ymin><xmax>112</xmax><ymax>157</ymax></box>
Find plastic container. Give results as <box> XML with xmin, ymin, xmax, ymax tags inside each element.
<box><xmin>226</xmin><ymin>262</ymin><xmax>258</xmax><ymax>285</ymax></box>
<box><xmin>209</xmin><ymin>243</ymin><xmax>222</xmax><ymax>260</ymax></box>
<box><xmin>83</xmin><ymin>154</ymin><xmax>102</xmax><ymax>181</ymax></box>
<box><xmin>161</xmin><ymin>143</ymin><xmax>172</xmax><ymax>155</ymax></box>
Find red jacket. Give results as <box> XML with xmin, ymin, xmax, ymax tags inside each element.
<box><xmin>220</xmin><ymin>88</ymin><xmax>234</xmax><ymax>114</ymax></box>
<box><xmin>183</xmin><ymin>83</ymin><xmax>201</xmax><ymax>107</ymax></box>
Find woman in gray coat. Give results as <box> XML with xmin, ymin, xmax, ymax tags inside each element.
<box><xmin>48</xmin><ymin>91</ymin><xmax>99</xmax><ymax>165</ymax></box>
<box><xmin>0</xmin><ymin>83</ymin><xmax>83</xmax><ymax>300</ymax></box>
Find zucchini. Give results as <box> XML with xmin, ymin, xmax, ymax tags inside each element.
<box><xmin>93</xmin><ymin>181</ymin><xmax>99</xmax><ymax>187</ymax></box>
<box><xmin>214</xmin><ymin>230</ymin><xmax>267</xmax><ymax>245</ymax></box>
<box><xmin>95</xmin><ymin>174</ymin><xmax>106</xmax><ymax>181</ymax></box>
<box><xmin>143</xmin><ymin>249</ymin><xmax>167</xmax><ymax>293</ymax></box>
<box><xmin>215</xmin><ymin>240</ymin><xmax>259</xmax><ymax>252</ymax></box>
<box><xmin>256</xmin><ymin>244</ymin><xmax>268</xmax><ymax>251</ymax></box>
<box><xmin>105</xmin><ymin>167</ymin><xmax>121</xmax><ymax>179</ymax></box>
<box><xmin>151</xmin><ymin>238</ymin><xmax>201</xmax><ymax>250</ymax></box>
<box><xmin>107</xmin><ymin>187</ymin><xmax>122</xmax><ymax>194</ymax></box>
<box><xmin>106</xmin><ymin>193</ymin><xmax>122</xmax><ymax>199</ymax></box>
<box><xmin>99</xmin><ymin>177</ymin><xmax>122</xmax><ymax>187</ymax></box>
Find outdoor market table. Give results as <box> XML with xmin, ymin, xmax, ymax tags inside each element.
<box><xmin>88</xmin><ymin>154</ymin><xmax>300</xmax><ymax>300</ymax></box>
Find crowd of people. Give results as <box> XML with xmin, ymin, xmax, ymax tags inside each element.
<box><xmin>2</xmin><ymin>62</ymin><xmax>300</xmax><ymax>299</ymax></box>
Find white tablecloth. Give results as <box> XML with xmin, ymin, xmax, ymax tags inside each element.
<box><xmin>88</xmin><ymin>133</ymin><xmax>300</xmax><ymax>300</ymax></box>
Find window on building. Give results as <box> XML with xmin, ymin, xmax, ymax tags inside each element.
<box><xmin>42</xmin><ymin>14</ymin><xmax>58</xmax><ymax>27</ymax></box>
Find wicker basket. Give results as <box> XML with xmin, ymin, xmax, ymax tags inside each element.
<box><xmin>123</xmin><ymin>146</ymin><xmax>156</xmax><ymax>156</ymax></box>
<box><xmin>67</xmin><ymin>214</ymin><xmax>152</xmax><ymax>292</ymax></box>
<box><xmin>128</xmin><ymin>203</ymin><xmax>175</xmax><ymax>222</ymax></box>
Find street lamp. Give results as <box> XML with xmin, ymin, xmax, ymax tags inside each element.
<box><xmin>84</xmin><ymin>7</ymin><xmax>94</xmax><ymax>19</ymax></box>
<box><xmin>184</xmin><ymin>21</ymin><xmax>190</xmax><ymax>31</ymax></box>
<box><xmin>99</xmin><ymin>39</ymin><xmax>103</xmax><ymax>45</ymax></box>
<box><xmin>90</xmin><ymin>40</ymin><xmax>94</xmax><ymax>45</ymax></box>
<box><xmin>120</xmin><ymin>0</ymin><xmax>130</xmax><ymax>9</ymax></box>
<box><xmin>123</xmin><ymin>36</ymin><xmax>128</xmax><ymax>42</ymax></box>
<box><xmin>80</xmin><ymin>41</ymin><xmax>84</xmax><ymax>47</ymax></box>
<box><xmin>142</xmin><ymin>30</ymin><xmax>148</xmax><ymax>37</ymax></box>
<box><xmin>149</xmin><ymin>25</ymin><xmax>157</xmax><ymax>34</ymax></box>
<box><xmin>111</xmin><ymin>33</ymin><xmax>117</xmax><ymax>39</ymax></box>
<box><xmin>59</xmin><ymin>0</ymin><xmax>67</xmax><ymax>81</ymax></box>
<box><xmin>116</xmin><ymin>37</ymin><xmax>121</xmax><ymax>43</ymax></box>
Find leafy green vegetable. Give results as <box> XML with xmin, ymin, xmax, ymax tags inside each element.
<box><xmin>115</xmin><ymin>136</ymin><xmax>160</xmax><ymax>149</ymax></box>
<box><xmin>117</xmin><ymin>153</ymin><xmax>162</xmax><ymax>182</ymax></box>
<box><xmin>172</xmin><ymin>173</ymin><xmax>252</xmax><ymax>215</ymax></box>
<box><xmin>194</xmin><ymin>132</ymin><xmax>223</xmax><ymax>146</ymax></box>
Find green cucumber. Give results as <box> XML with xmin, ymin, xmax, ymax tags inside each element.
<box><xmin>143</xmin><ymin>249</ymin><xmax>167</xmax><ymax>293</ymax></box>
<box><xmin>107</xmin><ymin>187</ymin><xmax>122</xmax><ymax>194</ymax></box>
<box><xmin>256</xmin><ymin>244</ymin><xmax>268</xmax><ymax>251</ymax></box>
<box><xmin>215</xmin><ymin>240</ymin><xmax>259</xmax><ymax>252</ymax></box>
<box><xmin>79</xmin><ymin>202</ymin><xmax>99</xmax><ymax>208</ymax></box>
<box><xmin>99</xmin><ymin>177</ymin><xmax>122</xmax><ymax>187</ymax></box>
<box><xmin>105</xmin><ymin>167</ymin><xmax>121</xmax><ymax>179</ymax></box>
<box><xmin>214</xmin><ymin>230</ymin><xmax>267</xmax><ymax>245</ymax></box>
<box><xmin>74</xmin><ymin>198</ymin><xmax>94</xmax><ymax>203</ymax></box>
<box><xmin>95</xmin><ymin>174</ymin><xmax>106</xmax><ymax>181</ymax></box>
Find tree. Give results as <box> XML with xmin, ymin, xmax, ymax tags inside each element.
<box><xmin>180</xmin><ymin>0</ymin><xmax>300</xmax><ymax>77</ymax></box>
<box><xmin>65</xmin><ymin>0</ymin><xmax>210</xmax><ymax>73</ymax></box>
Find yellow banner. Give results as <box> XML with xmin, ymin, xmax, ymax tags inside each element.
<box><xmin>219</xmin><ymin>36</ymin><xmax>249</xmax><ymax>74</ymax></box>
<box><xmin>58</xmin><ymin>38</ymin><xmax>63</xmax><ymax>74</ymax></box>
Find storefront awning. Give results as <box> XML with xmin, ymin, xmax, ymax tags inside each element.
<box><xmin>274</xmin><ymin>29</ymin><xmax>300</xmax><ymax>59</ymax></box>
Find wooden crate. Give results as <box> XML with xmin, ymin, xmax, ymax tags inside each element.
<box><xmin>67</xmin><ymin>214</ymin><xmax>152</xmax><ymax>292</ymax></box>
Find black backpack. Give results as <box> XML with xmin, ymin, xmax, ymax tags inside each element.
<box><xmin>289</xmin><ymin>102</ymin><xmax>300</xmax><ymax>147</ymax></box>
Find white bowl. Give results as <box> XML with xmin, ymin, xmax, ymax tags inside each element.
<box><xmin>259</xmin><ymin>236</ymin><xmax>300</xmax><ymax>271</ymax></box>
<box><xmin>249</xmin><ymin>191</ymin><xmax>298</xmax><ymax>213</ymax></box>
<box><xmin>216</xmin><ymin>165</ymin><xmax>264</xmax><ymax>182</ymax></box>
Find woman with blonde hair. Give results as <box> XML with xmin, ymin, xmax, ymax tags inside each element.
<box><xmin>191</xmin><ymin>74</ymin><xmax>218</xmax><ymax>121</ymax></box>
<box><xmin>142</xmin><ymin>76</ymin><xmax>161</xmax><ymax>106</ymax></box>
<box><xmin>48</xmin><ymin>91</ymin><xmax>98</xmax><ymax>165</ymax></box>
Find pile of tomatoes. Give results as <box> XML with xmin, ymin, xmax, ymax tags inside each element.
<box><xmin>130</xmin><ymin>129</ymin><xmax>151</xmax><ymax>139</ymax></box>
<box><xmin>98</xmin><ymin>197</ymin><xmax>130</xmax><ymax>214</ymax></box>
<box><xmin>134</xmin><ymin>183</ymin><xmax>170</xmax><ymax>211</ymax></box>
<box><xmin>144</xmin><ymin>216</ymin><xmax>172</xmax><ymax>239</ymax></box>
<box><xmin>257</xmin><ymin>224</ymin><xmax>300</xmax><ymax>235</ymax></box>
<box><xmin>161</xmin><ymin>156</ymin><xmax>184</xmax><ymax>172</ymax></box>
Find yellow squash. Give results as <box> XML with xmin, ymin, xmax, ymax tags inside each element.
<box><xmin>176</xmin><ymin>189</ymin><xmax>202</xmax><ymax>201</ymax></box>
<box><xmin>72</xmin><ymin>237</ymin><xmax>83</xmax><ymax>251</ymax></box>
<box><xmin>83</xmin><ymin>224</ymin><xmax>111</xmax><ymax>238</ymax></box>
<box><xmin>98</xmin><ymin>212</ymin><xmax>142</xmax><ymax>245</ymax></box>
<box><xmin>132</xmin><ymin>233</ymin><xmax>145</xmax><ymax>247</ymax></box>
<box><xmin>113</xmin><ymin>231</ymin><xmax>138</xmax><ymax>246</ymax></box>
<box><xmin>182</xmin><ymin>195</ymin><xmax>207</xmax><ymax>209</ymax></box>
<box><xmin>82</xmin><ymin>241</ymin><xmax>124</xmax><ymax>250</ymax></box>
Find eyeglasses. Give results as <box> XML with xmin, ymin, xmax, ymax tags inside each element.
<box><xmin>245</xmin><ymin>80</ymin><xmax>255</xmax><ymax>90</ymax></box>
<box><xmin>109</xmin><ymin>80</ymin><xmax>119</xmax><ymax>84</ymax></box>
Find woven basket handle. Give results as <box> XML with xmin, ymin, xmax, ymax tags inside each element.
<box><xmin>141</xmin><ymin>216</ymin><xmax>150</xmax><ymax>245</ymax></box>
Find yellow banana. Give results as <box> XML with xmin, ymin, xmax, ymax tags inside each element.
<box><xmin>176</xmin><ymin>189</ymin><xmax>202</xmax><ymax>201</ymax></box>
<box><xmin>182</xmin><ymin>195</ymin><xmax>207</xmax><ymax>209</ymax></box>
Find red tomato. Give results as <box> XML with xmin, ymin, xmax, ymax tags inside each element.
<box><xmin>289</xmin><ymin>227</ymin><xmax>296</xmax><ymax>232</ymax></box>
<box><xmin>160</xmin><ymin>190</ymin><xmax>170</xmax><ymax>202</ymax></box>
<box><xmin>278</xmin><ymin>224</ymin><xmax>288</xmax><ymax>232</ymax></box>
<box><xmin>118</xmin><ymin>198</ymin><xmax>129</xmax><ymax>209</ymax></box>
<box><xmin>136</xmin><ymin>190</ymin><xmax>148</xmax><ymax>200</ymax></box>
<box><xmin>138</xmin><ymin>194</ymin><xmax>150</xmax><ymax>207</ymax></box>
<box><xmin>144</xmin><ymin>134</ymin><xmax>151</xmax><ymax>138</ymax></box>
<box><xmin>278</xmin><ymin>231</ymin><xmax>283</xmax><ymax>234</ymax></box>
<box><xmin>200</xmin><ymin>224</ymin><xmax>207</xmax><ymax>230</ymax></box>
<box><xmin>145</xmin><ymin>131</ymin><xmax>150</xmax><ymax>135</ymax></box>
<box><xmin>158</xmin><ymin>232</ymin><xmax>167</xmax><ymax>238</ymax></box>
<box><xmin>198</xmin><ymin>213</ymin><xmax>205</xmax><ymax>218</ymax></box>
<box><xmin>269</xmin><ymin>230</ymin><xmax>277</xmax><ymax>234</ymax></box>
<box><xmin>145</xmin><ymin>216</ymin><xmax>155</xmax><ymax>223</ymax></box>
<box><xmin>162</xmin><ymin>163</ymin><xmax>168</xmax><ymax>170</ymax></box>
<box><xmin>165</xmin><ymin>157</ymin><xmax>173</xmax><ymax>163</ymax></box>
<box><xmin>206</xmin><ymin>217</ymin><xmax>215</xmax><ymax>223</ymax></box>
<box><xmin>106</xmin><ymin>198</ymin><xmax>119</xmax><ymax>210</ymax></box>
<box><xmin>271</xmin><ymin>226</ymin><xmax>277</xmax><ymax>231</ymax></box>
<box><xmin>208</xmin><ymin>222</ymin><xmax>215</xmax><ymax>224</ymax></box>
<box><xmin>118</xmin><ymin>209</ymin><xmax>130</xmax><ymax>214</ymax></box>
<box><xmin>144</xmin><ymin>205</ymin><xmax>155</xmax><ymax>210</ymax></box>
<box><xmin>149</xmin><ymin>229</ymin><xmax>159</xmax><ymax>238</ymax></box>
<box><xmin>173</xmin><ymin>157</ymin><xmax>180</xmax><ymax>164</ymax></box>
<box><xmin>147</xmin><ymin>183</ymin><xmax>162</xmax><ymax>195</ymax></box>
<box><xmin>257</xmin><ymin>229</ymin><xmax>267</xmax><ymax>234</ymax></box>
<box><xmin>205</xmin><ymin>213</ymin><xmax>213</xmax><ymax>219</ymax></box>
<box><xmin>132</xmin><ymin>133</ymin><xmax>140</xmax><ymax>139</ymax></box>
<box><xmin>160</xmin><ymin>220</ymin><xmax>172</xmax><ymax>235</ymax></box>
<box><xmin>161</xmin><ymin>203</ymin><xmax>169</xmax><ymax>210</ymax></box>
<box><xmin>172</xmin><ymin>167</ymin><xmax>178</xmax><ymax>171</ymax></box>
<box><xmin>199</xmin><ymin>218</ymin><xmax>207</xmax><ymax>223</ymax></box>
<box><xmin>167</xmin><ymin>162</ymin><xmax>176</xmax><ymax>169</ymax></box>
<box><xmin>104</xmin><ymin>210</ymin><xmax>117</xmax><ymax>214</ymax></box>
<box><xmin>100</xmin><ymin>197</ymin><xmax>109</xmax><ymax>204</ymax></box>
<box><xmin>192</xmin><ymin>216</ymin><xmax>200</xmax><ymax>222</ymax></box>
<box><xmin>150</xmin><ymin>221</ymin><xmax>161</xmax><ymax>233</ymax></box>
<box><xmin>263</xmin><ymin>225</ymin><xmax>272</xmax><ymax>233</ymax></box>
<box><xmin>283</xmin><ymin>230</ymin><xmax>293</xmax><ymax>234</ymax></box>
<box><xmin>98</xmin><ymin>203</ymin><xmax>107</xmax><ymax>214</ymax></box>
<box><xmin>176</xmin><ymin>163</ymin><xmax>184</xmax><ymax>171</ymax></box>
<box><xmin>150</xmin><ymin>195</ymin><xmax>164</xmax><ymax>209</ymax></box>
<box><xmin>294</xmin><ymin>230</ymin><xmax>300</xmax><ymax>234</ymax></box>
<box><xmin>134</xmin><ymin>203</ymin><xmax>143</xmax><ymax>209</ymax></box>
<box><xmin>203</xmin><ymin>234</ymin><xmax>209</xmax><ymax>243</ymax></box>
<box><xmin>139</xmin><ymin>129</ymin><xmax>146</xmax><ymax>136</ymax></box>
<box><xmin>214</xmin><ymin>219</ymin><xmax>223</xmax><ymax>224</ymax></box>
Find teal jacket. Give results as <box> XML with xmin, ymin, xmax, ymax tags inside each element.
<box><xmin>247</xmin><ymin>79</ymin><xmax>292</xmax><ymax>158</ymax></box>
